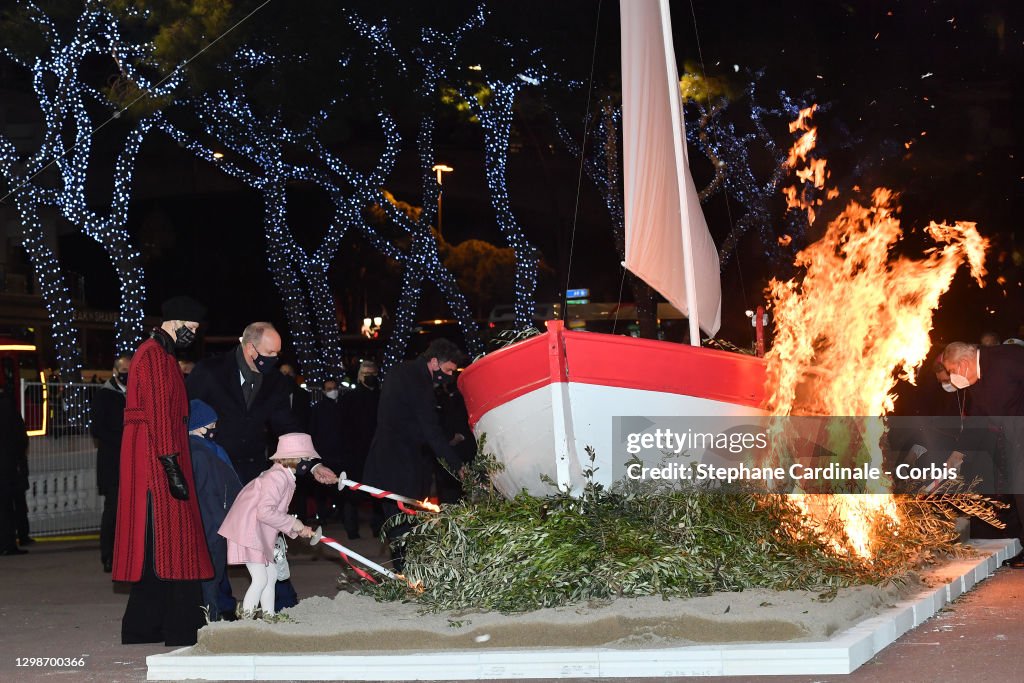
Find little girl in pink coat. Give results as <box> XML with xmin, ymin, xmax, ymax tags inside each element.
<box><xmin>218</xmin><ymin>433</ymin><xmax>317</xmax><ymax>616</ymax></box>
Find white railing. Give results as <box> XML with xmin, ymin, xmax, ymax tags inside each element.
<box><xmin>20</xmin><ymin>381</ymin><xmax>103</xmax><ymax>537</ymax></box>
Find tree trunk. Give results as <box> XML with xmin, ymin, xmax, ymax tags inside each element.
<box><xmin>15</xmin><ymin>192</ymin><xmax>84</xmax><ymax>381</ymax></box>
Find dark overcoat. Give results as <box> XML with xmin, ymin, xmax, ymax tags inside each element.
<box><xmin>337</xmin><ymin>385</ymin><xmax>379</xmax><ymax>480</ymax></box>
<box><xmin>309</xmin><ymin>397</ymin><xmax>348</xmax><ymax>473</ymax></box>
<box><xmin>968</xmin><ymin>344</ymin><xmax>1024</xmax><ymax>491</ymax></box>
<box><xmin>189</xmin><ymin>435</ymin><xmax>242</xmax><ymax>584</ymax></box>
<box><xmin>112</xmin><ymin>331</ymin><xmax>213</xmax><ymax>582</ymax></box>
<box><xmin>362</xmin><ymin>359</ymin><xmax>461</xmax><ymax>499</ymax></box>
<box><xmin>91</xmin><ymin>378</ymin><xmax>126</xmax><ymax>496</ymax></box>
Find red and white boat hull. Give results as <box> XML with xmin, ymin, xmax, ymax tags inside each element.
<box><xmin>459</xmin><ymin>322</ymin><xmax>767</xmax><ymax>497</ymax></box>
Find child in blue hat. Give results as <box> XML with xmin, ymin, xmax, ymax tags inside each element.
<box><xmin>188</xmin><ymin>399</ymin><xmax>242</xmax><ymax>621</ymax></box>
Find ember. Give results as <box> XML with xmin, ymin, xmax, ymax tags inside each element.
<box><xmin>767</xmin><ymin>105</ymin><xmax>988</xmax><ymax>560</ymax></box>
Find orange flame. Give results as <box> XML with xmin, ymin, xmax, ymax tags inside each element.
<box><xmin>784</xmin><ymin>106</ymin><xmax>832</xmax><ymax>224</ymax></box>
<box><xmin>767</xmin><ymin>105</ymin><xmax>988</xmax><ymax>560</ymax></box>
<box><xmin>419</xmin><ymin>500</ymin><xmax>442</xmax><ymax>513</ymax></box>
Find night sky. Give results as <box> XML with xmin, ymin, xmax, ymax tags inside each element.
<box><xmin>11</xmin><ymin>1</ymin><xmax>1022</xmax><ymax>355</ymax></box>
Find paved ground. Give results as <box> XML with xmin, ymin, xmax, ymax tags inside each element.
<box><xmin>1</xmin><ymin>525</ymin><xmax>1021</xmax><ymax>683</ymax></box>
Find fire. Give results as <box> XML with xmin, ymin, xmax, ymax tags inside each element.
<box><xmin>767</xmin><ymin>105</ymin><xmax>988</xmax><ymax>560</ymax></box>
<box><xmin>787</xmin><ymin>493</ymin><xmax>900</xmax><ymax>559</ymax></box>
<box><xmin>419</xmin><ymin>499</ymin><xmax>442</xmax><ymax>513</ymax></box>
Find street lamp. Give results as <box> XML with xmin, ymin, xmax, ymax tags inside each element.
<box><xmin>432</xmin><ymin>164</ymin><xmax>453</xmax><ymax>239</ymax></box>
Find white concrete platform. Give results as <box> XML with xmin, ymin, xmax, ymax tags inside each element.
<box><xmin>148</xmin><ymin>537</ymin><xmax>1020</xmax><ymax>680</ymax></box>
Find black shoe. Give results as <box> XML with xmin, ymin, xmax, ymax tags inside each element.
<box><xmin>1003</xmin><ymin>550</ymin><xmax>1024</xmax><ymax>568</ymax></box>
<box><xmin>18</xmin><ymin>537</ymin><xmax>36</xmax><ymax>546</ymax></box>
<box><xmin>103</xmin><ymin>560</ymin><xmax>113</xmax><ymax>573</ymax></box>
<box><xmin>1</xmin><ymin>547</ymin><xmax>28</xmax><ymax>556</ymax></box>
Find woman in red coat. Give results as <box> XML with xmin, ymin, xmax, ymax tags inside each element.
<box><xmin>113</xmin><ymin>296</ymin><xmax>213</xmax><ymax>646</ymax></box>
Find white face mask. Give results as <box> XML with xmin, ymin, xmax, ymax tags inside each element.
<box><xmin>940</xmin><ymin>381</ymin><xmax>956</xmax><ymax>393</ymax></box>
<box><xmin>324</xmin><ymin>389</ymin><xmax>339</xmax><ymax>400</ymax></box>
<box><xmin>948</xmin><ymin>364</ymin><xmax>971</xmax><ymax>390</ymax></box>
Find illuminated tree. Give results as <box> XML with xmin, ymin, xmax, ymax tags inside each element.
<box><xmin>157</xmin><ymin>90</ymin><xmax>337</xmax><ymax>381</ymax></box>
<box><xmin>344</xmin><ymin>5</ymin><xmax>487</xmax><ymax>366</ymax></box>
<box><xmin>684</xmin><ymin>75</ymin><xmax>816</xmax><ymax>268</ymax></box>
<box><xmin>0</xmin><ymin>3</ymin><xmax>181</xmax><ymax>377</ymax></box>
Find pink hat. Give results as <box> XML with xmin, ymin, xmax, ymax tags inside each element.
<box><xmin>270</xmin><ymin>433</ymin><xmax>321</xmax><ymax>461</ymax></box>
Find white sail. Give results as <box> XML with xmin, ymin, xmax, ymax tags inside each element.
<box><xmin>620</xmin><ymin>0</ymin><xmax>722</xmax><ymax>338</ymax></box>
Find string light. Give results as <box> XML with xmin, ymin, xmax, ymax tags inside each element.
<box><xmin>3</xmin><ymin>1</ymin><xmax>523</xmax><ymax>383</ymax></box>
<box><xmin>0</xmin><ymin>4</ymin><xmax>183</xmax><ymax>378</ymax></box>
<box><xmin>157</xmin><ymin>100</ymin><xmax>330</xmax><ymax>382</ymax></box>
<box><xmin>344</xmin><ymin>5</ymin><xmax>491</xmax><ymax>369</ymax></box>
<box><xmin>684</xmin><ymin>75</ymin><xmax>817</xmax><ymax>269</ymax></box>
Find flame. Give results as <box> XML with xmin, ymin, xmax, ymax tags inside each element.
<box><xmin>787</xmin><ymin>493</ymin><xmax>900</xmax><ymax>559</ymax></box>
<box><xmin>419</xmin><ymin>499</ymin><xmax>442</xmax><ymax>513</ymax></box>
<box><xmin>783</xmin><ymin>106</ymin><xmax>833</xmax><ymax>223</ymax></box>
<box><xmin>766</xmin><ymin>105</ymin><xmax>988</xmax><ymax>560</ymax></box>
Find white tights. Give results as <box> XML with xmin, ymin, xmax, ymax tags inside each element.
<box><xmin>243</xmin><ymin>562</ymin><xmax>278</xmax><ymax>615</ymax></box>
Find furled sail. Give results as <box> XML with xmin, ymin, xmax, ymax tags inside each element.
<box><xmin>620</xmin><ymin>0</ymin><xmax>722</xmax><ymax>338</ymax></box>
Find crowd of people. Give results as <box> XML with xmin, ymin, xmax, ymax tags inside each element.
<box><xmin>6</xmin><ymin>298</ymin><xmax>1024</xmax><ymax>647</ymax></box>
<box><xmin>88</xmin><ymin>296</ymin><xmax>474</xmax><ymax>646</ymax></box>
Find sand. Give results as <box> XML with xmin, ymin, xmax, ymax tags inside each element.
<box><xmin>189</xmin><ymin>575</ymin><xmax>926</xmax><ymax>656</ymax></box>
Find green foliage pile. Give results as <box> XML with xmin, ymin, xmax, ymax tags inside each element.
<box><xmin>370</xmin><ymin>446</ymin><xmax>972</xmax><ymax>613</ymax></box>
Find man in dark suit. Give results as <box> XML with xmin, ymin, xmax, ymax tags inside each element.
<box><xmin>362</xmin><ymin>339</ymin><xmax>464</xmax><ymax>570</ymax></box>
<box><xmin>943</xmin><ymin>340</ymin><xmax>1024</xmax><ymax>566</ymax></box>
<box><xmin>91</xmin><ymin>354</ymin><xmax>131</xmax><ymax>572</ymax></box>
<box><xmin>186</xmin><ymin>322</ymin><xmax>336</xmax><ymax>485</ymax></box>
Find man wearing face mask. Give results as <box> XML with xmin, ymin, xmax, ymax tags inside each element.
<box><xmin>362</xmin><ymin>341</ymin><xmax>464</xmax><ymax>570</ymax></box>
<box><xmin>943</xmin><ymin>340</ymin><xmax>1024</xmax><ymax>566</ymax></box>
<box><xmin>186</xmin><ymin>322</ymin><xmax>338</xmax><ymax>486</ymax></box>
<box><xmin>113</xmin><ymin>296</ymin><xmax>213</xmax><ymax>646</ymax></box>
<box><xmin>92</xmin><ymin>354</ymin><xmax>132</xmax><ymax>573</ymax></box>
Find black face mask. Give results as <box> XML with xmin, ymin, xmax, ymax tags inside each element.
<box><xmin>432</xmin><ymin>369</ymin><xmax>448</xmax><ymax>385</ymax></box>
<box><xmin>174</xmin><ymin>325</ymin><xmax>196</xmax><ymax>348</ymax></box>
<box><xmin>250</xmin><ymin>344</ymin><xmax>279</xmax><ymax>374</ymax></box>
<box><xmin>362</xmin><ymin>375</ymin><xmax>380</xmax><ymax>390</ymax></box>
<box><xmin>117</xmin><ymin>371</ymin><xmax>129</xmax><ymax>386</ymax></box>
<box><xmin>204</xmin><ymin>428</ymin><xmax>217</xmax><ymax>441</ymax></box>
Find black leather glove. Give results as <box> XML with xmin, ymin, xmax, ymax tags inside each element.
<box><xmin>158</xmin><ymin>454</ymin><xmax>189</xmax><ymax>501</ymax></box>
